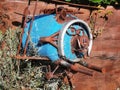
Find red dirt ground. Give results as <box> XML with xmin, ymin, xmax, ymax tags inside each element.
<box><xmin>0</xmin><ymin>1</ymin><xmax>120</xmax><ymax>90</ymax></box>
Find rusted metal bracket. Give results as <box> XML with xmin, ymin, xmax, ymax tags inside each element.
<box><xmin>17</xmin><ymin>0</ymin><xmax>31</xmax><ymax>56</ymax></box>
<box><xmin>70</xmin><ymin>63</ymin><xmax>93</xmax><ymax>76</ymax></box>
<box><xmin>23</xmin><ymin>0</ymin><xmax>38</xmax><ymax>55</ymax></box>
<box><xmin>40</xmin><ymin>31</ymin><xmax>59</xmax><ymax>49</ymax></box>
<box><xmin>14</xmin><ymin>55</ymin><xmax>49</xmax><ymax>60</ymax></box>
<box><xmin>45</xmin><ymin>65</ymin><xmax>60</xmax><ymax>80</ymax></box>
<box><xmin>16</xmin><ymin>0</ymin><xmax>45</xmax><ymax>60</ymax></box>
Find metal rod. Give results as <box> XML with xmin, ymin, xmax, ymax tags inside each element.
<box><xmin>52</xmin><ymin>65</ymin><xmax>59</xmax><ymax>74</ymax></box>
<box><xmin>79</xmin><ymin>61</ymin><xmax>103</xmax><ymax>72</ymax></box>
<box><xmin>23</xmin><ymin>0</ymin><xmax>38</xmax><ymax>55</ymax></box>
<box><xmin>17</xmin><ymin>6</ymin><xmax>29</xmax><ymax>55</ymax></box>
<box><xmin>52</xmin><ymin>0</ymin><xmax>103</xmax><ymax>10</ymax></box>
<box><xmin>77</xmin><ymin>68</ymin><xmax>93</xmax><ymax>76</ymax></box>
<box><xmin>87</xmin><ymin>64</ymin><xmax>102</xmax><ymax>72</ymax></box>
<box><xmin>14</xmin><ymin>55</ymin><xmax>49</xmax><ymax>60</ymax></box>
<box><xmin>70</xmin><ymin>64</ymin><xmax>93</xmax><ymax>76</ymax></box>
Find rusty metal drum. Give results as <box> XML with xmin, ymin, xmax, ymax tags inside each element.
<box><xmin>22</xmin><ymin>14</ymin><xmax>92</xmax><ymax>62</ymax></box>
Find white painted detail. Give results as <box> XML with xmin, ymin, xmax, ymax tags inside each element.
<box><xmin>58</xmin><ymin>19</ymin><xmax>93</xmax><ymax>58</ymax></box>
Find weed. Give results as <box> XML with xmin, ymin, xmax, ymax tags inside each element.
<box><xmin>0</xmin><ymin>28</ymin><xmax>45</xmax><ymax>90</ymax></box>
<box><xmin>89</xmin><ymin>10</ymin><xmax>113</xmax><ymax>39</ymax></box>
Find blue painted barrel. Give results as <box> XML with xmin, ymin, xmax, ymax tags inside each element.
<box><xmin>22</xmin><ymin>14</ymin><xmax>92</xmax><ymax>62</ymax></box>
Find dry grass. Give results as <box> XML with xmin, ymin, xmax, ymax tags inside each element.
<box><xmin>0</xmin><ymin>28</ymin><xmax>45</xmax><ymax>90</ymax></box>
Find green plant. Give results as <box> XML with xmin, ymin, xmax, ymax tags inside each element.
<box><xmin>89</xmin><ymin>0</ymin><xmax>116</xmax><ymax>4</ymax></box>
<box><xmin>89</xmin><ymin>10</ymin><xmax>113</xmax><ymax>39</ymax></box>
<box><xmin>62</xmin><ymin>0</ymin><xmax>119</xmax><ymax>5</ymax></box>
<box><xmin>0</xmin><ymin>28</ymin><xmax>45</xmax><ymax>90</ymax></box>
<box><xmin>0</xmin><ymin>27</ymin><xmax>71</xmax><ymax>90</ymax></box>
<box><xmin>0</xmin><ymin>28</ymin><xmax>21</xmax><ymax>89</ymax></box>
